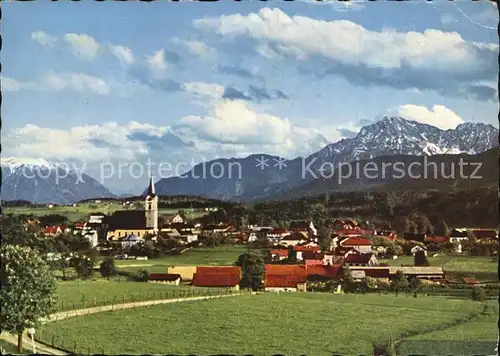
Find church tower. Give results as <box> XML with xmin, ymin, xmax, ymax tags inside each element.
<box><xmin>145</xmin><ymin>176</ymin><xmax>158</xmax><ymax>232</ymax></box>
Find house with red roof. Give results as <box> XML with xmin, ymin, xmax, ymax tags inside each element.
<box><xmin>280</xmin><ymin>232</ymin><xmax>308</xmax><ymax>247</ymax></box>
<box><xmin>293</xmin><ymin>244</ymin><xmax>321</xmax><ymax>260</ymax></box>
<box><xmin>339</xmin><ymin>237</ymin><xmax>373</xmax><ymax>254</ymax></box>
<box><xmin>267</xmin><ymin>228</ymin><xmax>290</xmax><ymax>238</ymax></box>
<box><xmin>43</xmin><ymin>225</ymin><xmax>68</xmax><ymax>236</ymax></box>
<box><xmin>192</xmin><ymin>266</ymin><xmax>241</xmax><ymax>290</ymax></box>
<box><xmin>305</xmin><ymin>259</ymin><xmax>324</xmax><ymax>266</ymax></box>
<box><xmin>264</xmin><ymin>265</ymin><xmax>307</xmax><ymax>292</ymax></box>
<box><xmin>471</xmin><ymin>229</ymin><xmax>498</xmax><ymax>241</ymax></box>
<box><xmin>323</xmin><ymin>246</ymin><xmax>359</xmax><ymax>265</ymax></box>
<box><xmin>424</xmin><ymin>236</ymin><xmax>450</xmax><ymax>244</ymax></box>
<box><xmin>270</xmin><ymin>249</ymin><xmax>289</xmax><ymax>261</ymax></box>
<box><xmin>306</xmin><ymin>265</ymin><xmax>342</xmax><ymax>281</ymax></box>
<box><xmin>344</xmin><ymin>253</ymin><xmax>379</xmax><ymax>267</ymax></box>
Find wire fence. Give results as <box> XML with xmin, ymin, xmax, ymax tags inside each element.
<box><xmin>34</xmin><ymin>287</ymin><xmax>250</xmax><ymax>354</ymax></box>
<box><xmin>55</xmin><ymin>286</ymin><xmax>240</xmax><ymax>312</ymax></box>
<box><xmin>361</xmin><ymin>286</ymin><xmax>498</xmax><ymax>300</ymax></box>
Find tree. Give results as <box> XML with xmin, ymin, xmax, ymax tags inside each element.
<box><xmin>390</xmin><ymin>270</ymin><xmax>409</xmax><ymax>296</ymax></box>
<box><xmin>132</xmin><ymin>269</ymin><xmax>149</xmax><ymax>282</ymax></box>
<box><xmin>414</xmin><ymin>250</ymin><xmax>430</xmax><ymax>267</ymax></box>
<box><xmin>409</xmin><ymin>277</ymin><xmax>422</xmax><ymax>297</ymax></box>
<box><xmin>341</xmin><ymin>266</ymin><xmax>356</xmax><ymax>293</ymax></box>
<box><xmin>99</xmin><ymin>257</ymin><xmax>117</xmax><ymax>278</ymax></box>
<box><xmin>72</xmin><ymin>254</ymin><xmax>95</xmax><ymax>280</ymax></box>
<box><xmin>38</xmin><ymin>214</ymin><xmax>69</xmax><ymax>227</ymax></box>
<box><xmin>317</xmin><ymin>227</ymin><xmax>332</xmax><ymax>252</ymax></box>
<box><xmin>235</xmin><ymin>252</ymin><xmax>265</xmax><ymax>290</ymax></box>
<box><xmin>471</xmin><ymin>287</ymin><xmax>485</xmax><ymax>302</ymax></box>
<box><xmin>0</xmin><ymin>245</ymin><xmax>57</xmax><ymax>353</ymax></box>
<box><xmin>287</xmin><ymin>245</ymin><xmax>297</xmax><ymax>264</ymax></box>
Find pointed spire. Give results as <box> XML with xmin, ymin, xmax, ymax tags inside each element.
<box><xmin>147</xmin><ymin>176</ymin><xmax>156</xmax><ymax>196</ymax></box>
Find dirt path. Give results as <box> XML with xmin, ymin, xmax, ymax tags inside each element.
<box><xmin>1</xmin><ymin>292</ymin><xmax>251</xmax><ymax>355</ymax></box>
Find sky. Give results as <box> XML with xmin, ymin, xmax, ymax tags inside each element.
<box><xmin>2</xmin><ymin>0</ymin><xmax>499</xmax><ymax>194</ymax></box>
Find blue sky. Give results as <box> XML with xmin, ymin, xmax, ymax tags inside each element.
<box><xmin>2</xmin><ymin>1</ymin><xmax>498</xmax><ymax>194</ymax></box>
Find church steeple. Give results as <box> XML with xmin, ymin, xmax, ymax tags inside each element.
<box><xmin>145</xmin><ymin>176</ymin><xmax>158</xmax><ymax>232</ymax></box>
<box><xmin>147</xmin><ymin>176</ymin><xmax>156</xmax><ymax>197</ymax></box>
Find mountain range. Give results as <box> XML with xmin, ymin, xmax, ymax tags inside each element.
<box><xmin>0</xmin><ymin>158</ymin><xmax>115</xmax><ymax>205</ymax></box>
<box><xmin>152</xmin><ymin>117</ymin><xmax>499</xmax><ymax>201</ymax></box>
<box><xmin>1</xmin><ymin>117</ymin><xmax>498</xmax><ymax>204</ymax></box>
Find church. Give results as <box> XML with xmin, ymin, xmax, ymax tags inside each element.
<box><xmin>106</xmin><ymin>177</ymin><xmax>159</xmax><ymax>240</ymax></box>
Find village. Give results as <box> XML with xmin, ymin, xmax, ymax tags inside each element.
<box><xmin>35</xmin><ymin>178</ymin><xmax>498</xmax><ymax>293</ymax></box>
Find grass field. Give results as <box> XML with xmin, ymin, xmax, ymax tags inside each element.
<box><xmin>397</xmin><ymin>300</ymin><xmax>498</xmax><ymax>355</ymax></box>
<box><xmin>36</xmin><ymin>293</ymin><xmax>485</xmax><ymax>355</ymax></box>
<box><xmin>113</xmin><ymin>245</ymin><xmax>252</xmax><ymax>272</ymax></box>
<box><xmin>0</xmin><ymin>339</ymin><xmax>26</xmax><ymax>355</ymax></box>
<box><xmin>4</xmin><ymin>203</ymin><xmax>208</xmax><ymax>222</ymax></box>
<box><xmin>379</xmin><ymin>255</ymin><xmax>497</xmax><ymax>281</ymax></box>
<box><xmin>54</xmin><ymin>279</ymin><xmax>230</xmax><ymax>311</ymax></box>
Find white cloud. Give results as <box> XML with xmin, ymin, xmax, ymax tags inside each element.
<box><xmin>195</xmin><ymin>8</ymin><xmax>498</xmax><ymax>100</ymax></box>
<box><xmin>196</xmin><ymin>8</ymin><xmax>491</xmax><ymax>70</ymax></box>
<box><xmin>108</xmin><ymin>44</ymin><xmax>135</xmax><ymax>66</ymax></box>
<box><xmin>182</xmin><ymin>82</ymin><xmax>225</xmax><ymax>101</ymax></box>
<box><xmin>3</xmin><ymin>73</ymin><xmax>111</xmax><ymax>95</ymax></box>
<box><xmin>147</xmin><ymin>50</ymin><xmax>168</xmax><ymax>78</ymax></box>
<box><xmin>173</xmin><ymin>37</ymin><xmax>217</xmax><ymax>58</ymax></box>
<box><xmin>177</xmin><ymin>99</ymin><xmax>330</xmax><ymax>157</ymax></box>
<box><xmin>5</xmin><ymin>122</ymin><xmax>149</xmax><ymax>162</ymax></box>
<box><xmin>2</xmin><ymin>77</ymin><xmax>34</xmax><ymax>91</ymax></box>
<box><xmin>64</xmin><ymin>33</ymin><xmax>101</xmax><ymax>60</ymax></box>
<box><xmin>31</xmin><ymin>31</ymin><xmax>58</xmax><ymax>47</ymax></box>
<box><xmin>389</xmin><ymin>104</ymin><xmax>464</xmax><ymax>130</ymax></box>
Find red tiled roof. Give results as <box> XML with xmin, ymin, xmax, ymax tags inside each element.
<box><xmin>305</xmin><ymin>259</ymin><xmax>324</xmax><ymax>266</ymax></box>
<box><xmin>345</xmin><ymin>253</ymin><xmax>374</xmax><ymax>264</ymax></box>
<box><xmin>270</xmin><ymin>249</ymin><xmax>289</xmax><ymax>257</ymax></box>
<box><xmin>282</xmin><ymin>233</ymin><xmax>307</xmax><ymax>241</ymax></box>
<box><xmin>192</xmin><ymin>273</ymin><xmax>240</xmax><ymax>287</ymax></box>
<box><xmin>293</xmin><ymin>245</ymin><xmax>320</xmax><ymax>252</ymax></box>
<box><xmin>425</xmin><ymin>236</ymin><xmax>450</xmax><ymax>244</ymax></box>
<box><xmin>149</xmin><ymin>273</ymin><xmax>181</xmax><ymax>281</ymax></box>
<box><xmin>306</xmin><ymin>265</ymin><xmax>342</xmax><ymax>279</ymax></box>
<box><xmin>471</xmin><ymin>230</ymin><xmax>498</xmax><ymax>239</ymax></box>
<box><xmin>264</xmin><ymin>274</ymin><xmax>307</xmax><ymax>288</ymax></box>
<box><xmin>341</xmin><ymin>238</ymin><xmax>372</xmax><ymax>246</ymax></box>
<box><xmin>44</xmin><ymin>225</ymin><xmax>66</xmax><ymax>234</ymax></box>
<box><xmin>302</xmin><ymin>251</ymin><xmax>324</xmax><ymax>260</ymax></box>
<box><xmin>265</xmin><ymin>264</ymin><xmax>307</xmax><ymax>277</ymax></box>
<box><xmin>196</xmin><ymin>266</ymin><xmax>241</xmax><ymax>275</ymax></box>
<box><xmin>332</xmin><ymin>246</ymin><xmax>359</xmax><ymax>256</ymax></box>
<box><xmin>264</xmin><ymin>264</ymin><xmax>308</xmax><ymax>288</ymax></box>
<box><xmin>75</xmin><ymin>222</ymin><xmax>86</xmax><ymax>229</ymax></box>
<box><xmin>463</xmin><ymin>277</ymin><xmax>478</xmax><ymax>285</ymax></box>
<box><xmin>363</xmin><ymin>268</ymin><xmax>390</xmax><ymax>278</ymax></box>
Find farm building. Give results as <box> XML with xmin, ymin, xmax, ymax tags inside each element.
<box><xmin>192</xmin><ymin>266</ymin><xmax>242</xmax><ymax>290</ymax></box>
<box><xmin>148</xmin><ymin>273</ymin><xmax>181</xmax><ymax>285</ymax></box>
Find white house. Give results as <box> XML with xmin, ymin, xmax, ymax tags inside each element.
<box><xmin>411</xmin><ymin>245</ymin><xmax>427</xmax><ymax>256</ymax></box>
<box><xmin>83</xmin><ymin>229</ymin><xmax>99</xmax><ymax>248</ymax></box>
<box><xmin>340</xmin><ymin>238</ymin><xmax>373</xmax><ymax>254</ymax></box>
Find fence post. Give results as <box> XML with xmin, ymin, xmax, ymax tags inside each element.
<box><xmin>113</xmin><ymin>296</ymin><xmax>117</xmax><ymax>306</ymax></box>
<box><xmin>74</xmin><ymin>341</ymin><xmax>78</xmax><ymax>352</ymax></box>
<box><xmin>61</xmin><ymin>301</ymin><xmax>64</xmax><ymax>311</ymax></box>
<box><xmin>123</xmin><ymin>294</ymin><xmax>125</xmax><ymax>304</ymax></box>
<box><xmin>52</xmin><ymin>335</ymin><xmax>56</xmax><ymax>346</ymax></box>
<box><xmin>88</xmin><ymin>346</ymin><xmax>91</xmax><ymax>355</ymax></box>
<box><xmin>72</xmin><ymin>300</ymin><xmax>75</xmax><ymax>309</ymax></box>
<box><xmin>94</xmin><ymin>297</ymin><xmax>97</xmax><ymax>307</ymax></box>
